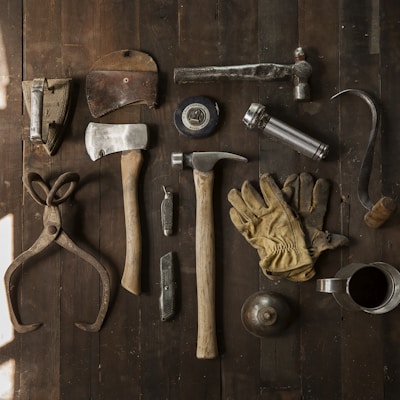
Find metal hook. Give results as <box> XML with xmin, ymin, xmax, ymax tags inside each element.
<box><xmin>331</xmin><ymin>89</ymin><xmax>396</xmax><ymax>228</ymax></box>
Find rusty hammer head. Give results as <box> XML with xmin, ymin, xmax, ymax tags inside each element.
<box><xmin>171</xmin><ymin>151</ymin><xmax>247</xmax><ymax>172</ymax></box>
<box><xmin>173</xmin><ymin>47</ymin><xmax>312</xmax><ymax>102</ymax></box>
<box><xmin>85</xmin><ymin>122</ymin><xmax>148</xmax><ymax>160</ymax></box>
<box><xmin>292</xmin><ymin>47</ymin><xmax>312</xmax><ymax>102</ymax></box>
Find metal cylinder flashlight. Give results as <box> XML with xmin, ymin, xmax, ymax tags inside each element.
<box><xmin>243</xmin><ymin>103</ymin><xmax>329</xmax><ymax>161</ymax></box>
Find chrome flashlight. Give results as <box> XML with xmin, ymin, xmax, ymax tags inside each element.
<box><xmin>243</xmin><ymin>103</ymin><xmax>329</xmax><ymax>161</ymax></box>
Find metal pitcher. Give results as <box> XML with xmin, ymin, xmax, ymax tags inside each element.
<box><xmin>316</xmin><ymin>262</ymin><xmax>400</xmax><ymax>314</ymax></box>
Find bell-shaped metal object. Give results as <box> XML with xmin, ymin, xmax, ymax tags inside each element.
<box><xmin>241</xmin><ymin>291</ymin><xmax>292</xmax><ymax>337</ymax></box>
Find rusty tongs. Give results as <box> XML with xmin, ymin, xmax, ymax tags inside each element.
<box><xmin>4</xmin><ymin>171</ymin><xmax>111</xmax><ymax>333</ymax></box>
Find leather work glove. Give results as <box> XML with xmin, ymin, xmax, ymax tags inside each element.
<box><xmin>281</xmin><ymin>172</ymin><xmax>349</xmax><ymax>280</ymax></box>
<box><xmin>228</xmin><ymin>173</ymin><xmax>313</xmax><ymax>280</ymax></box>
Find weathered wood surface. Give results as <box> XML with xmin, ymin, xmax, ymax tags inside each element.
<box><xmin>1</xmin><ymin>1</ymin><xmax>400</xmax><ymax>399</ymax></box>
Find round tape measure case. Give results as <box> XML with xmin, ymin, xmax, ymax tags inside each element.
<box><xmin>174</xmin><ymin>96</ymin><xmax>219</xmax><ymax>138</ymax></box>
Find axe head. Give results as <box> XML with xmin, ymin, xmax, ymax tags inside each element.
<box><xmin>86</xmin><ymin>49</ymin><xmax>158</xmax><ymax>118</ymax></box>
<box><xmin>85</xmin><ymin>122</ymin><xmax>149</xmax><ymax>161</ymax></box>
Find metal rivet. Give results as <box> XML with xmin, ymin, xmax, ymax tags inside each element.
<box><xmin>48</xmin><ymin>225</ymin><xmax>57</xmax><ymax>235</ymax></box>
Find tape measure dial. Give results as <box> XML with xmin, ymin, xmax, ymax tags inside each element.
<box><xmin>174</xmin><ymin>96</ymin><xmax>219</xmax><ymax>138</ymax></box>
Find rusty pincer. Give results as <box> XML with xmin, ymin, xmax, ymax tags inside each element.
<box><xmin>4</xmin><ymin>171</ymin><xmax>111</xmax><ymax>333</ymax></box>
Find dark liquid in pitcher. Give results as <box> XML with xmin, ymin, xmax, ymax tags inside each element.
<box><xmin>348</xmin><ymin>267</ymin><xmax>389</xmax><ymax>308</ymax></box>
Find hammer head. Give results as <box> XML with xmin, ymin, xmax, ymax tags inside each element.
<box><xmin>293</xmin><ymin>47</ymin><xmax>312</xmax><ymax>102</ymax></box>
<box><xmin>171</xmin><ymin>151</ymin><xmax>247</xmax><ymax>172</ymax></box>
<box><xmin>85</xmin><ymin>122</ymin><xmax>148</xmax><ymax>161</ymax></box>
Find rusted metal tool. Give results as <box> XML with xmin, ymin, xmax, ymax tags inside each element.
<box><xmin>331</xmin><ymin>89</ymin><xmax>396</xmax><ymax>228</ymax></box>
<box><xmin>22</xmin><ymin>77</ymin><xmax>73</xmax><ymax>155</ymax></box>
<box><xmin>4</xmin><ymin>172</ymin><xmax>111</xmax><ymax>333</ymax></box>
<box><xmin>174</xmin><ymin>47</ymin><xmax>312</xmax><ymax>101</ymax></box>
<box><xmin>172</xmin><ymin>151</ymin><xmax>247</xmax><ymax>359</ymax></box>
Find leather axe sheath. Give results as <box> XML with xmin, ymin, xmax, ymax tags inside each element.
<box><xmin>86</xmin><ymin>49</ymin><xmax>158</xmax><ymax>118</ymax></box>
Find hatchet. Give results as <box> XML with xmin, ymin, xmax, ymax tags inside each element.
<box><xmin>85</xmin><ymin>49</ymin><xmax>158</xmax><ymax>295</ymax></box>
<box><xmin>85</xmin><ymin>122</ymin><xmax>148</xmax><ymax>295</ymax></box>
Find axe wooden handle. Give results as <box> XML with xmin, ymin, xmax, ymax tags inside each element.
<box><xmin>120</xmin><ymin>150</ymin><xmax>143</xmax><ymax>295</ymax></box>
<box><xmin>193</xmin><ymin>169</ymin><xmax>218</xmax><ymax>359</ymax></box>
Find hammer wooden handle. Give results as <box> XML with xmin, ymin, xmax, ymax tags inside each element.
<box><xmin>120</xmin><ymin>150</ymin><xmax>143</xmax><ymax>295</ymax></box>
<box><xmin>193</xmin><ymin>169</ymin><xmax>218</xmax><ymax>359</ymax></box>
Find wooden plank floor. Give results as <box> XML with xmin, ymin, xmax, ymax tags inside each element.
<box><xmin>1</xmin><ymin>1</ymin><xmax>400</xmax><ymax>399</ymax></box>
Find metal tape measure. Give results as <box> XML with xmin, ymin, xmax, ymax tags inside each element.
<box><xmin>174</xmin><ymin>96</ymin><xmax>219</xmax><ymax>138</ymax></box>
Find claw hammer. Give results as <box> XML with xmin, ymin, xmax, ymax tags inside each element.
<box><xmin>172</xmin><ymin>151</ymin><xmax>247</xmax><ymax>359</ymax></box>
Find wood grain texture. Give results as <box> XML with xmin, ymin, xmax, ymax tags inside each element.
<box><xmin>20</xmin><ymin>2</ymin><xmax>63</xmax><ymax>399</ymax></box>
<box><xmin>338</xmin><ymin>3</ymin><xmax>384</xmax><ymax>400</ymax></box>
<box><xmin>297</xmin><ymin>1</ymin><xmax>343</xmax><ymax>399</ymax></box>
<box><xmin>258</xmin><ymin>1</ymin><xmax>302</xmax><ymax>394</ymax></box>
<box><xmin>120</xmin><ymin>150</ymin><xmax>144</xmax><ymax>296</ymax></box>
<box><xmin>378</xmin><ymin>2</ymin><xmax>400</xmax><ymax>400</ymax></box>
<box><xmin>0</xmin><ymin>1</ymin><xmax>23</xmax><ymax>399</ymax></box>
<box><xmin>193</xmin><ymin>169</ymin><xmax>217</xmax><ymax>359</ymax></box>
<box><xmin>1</xmin><ymin>1</ymin><xmax>400</xmax><ymax>399</ymax></box>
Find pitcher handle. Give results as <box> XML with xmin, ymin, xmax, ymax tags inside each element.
<box><xmin>316</xmin><ymin>278</ymin><xmax>348</xmax><ymax>293</ymax></box>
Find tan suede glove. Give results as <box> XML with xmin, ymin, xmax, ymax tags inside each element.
<box><xmin>228</xmin><ymin>173</ymin><xmax>313</xmax><ymax>280</ymax></box>
<box><xmin>281</xmin><ymin>172</ymin><xmax>349</xmax><ymax>281</ymax></box>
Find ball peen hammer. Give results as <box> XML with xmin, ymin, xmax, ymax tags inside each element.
<box><xmin>174</xmin><ymin>47</ymin><xmax>312</xmax><ymax>102</ymax></box>
<box><xmin>172</xmin><ymin>151</ymin><xmax>247</xmax><ymax>359</ymax></box>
